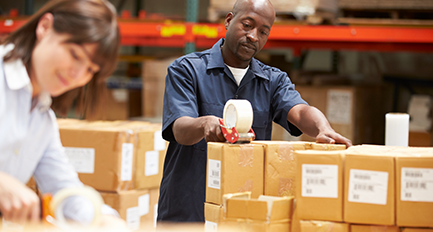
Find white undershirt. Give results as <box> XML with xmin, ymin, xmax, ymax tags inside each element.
<box><xmin>226</xmin><ymin>64</ymin><xmax>249</xmax><ymax>86</ymax></box>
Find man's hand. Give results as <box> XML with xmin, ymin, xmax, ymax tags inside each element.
<box><xmin>173</xmin><ymin>116</ymin><xmax>225</xmax><ymax>145</ymax></box>
<box><xmin>316</xmin><ymin>130</ymin><xmax>353</xmax><ymax>147</ymax></box>
<box><xmin>0</xmin><ymin>172</ymin><xmax>40</xmax><ymax>223</ymax></box>
<box><xmin>97</xmin><ymin>215</ymin><xmax>130</xmax><ymax>232</ymax></box>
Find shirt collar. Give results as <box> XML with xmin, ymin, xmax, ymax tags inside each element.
<box><xmin>207</xmin><ymin>38</ymin><xmax>269</xmax><ymax>81</ymax></box>
<box><xmin>1</xmin><ymin>44</ymin><xmax>31</xmax><ymax>91</ymax></box>
<box><xmin>1</xmin><ymin>44</ymin><xmax>52</xmax><ymax>112</ymax></box>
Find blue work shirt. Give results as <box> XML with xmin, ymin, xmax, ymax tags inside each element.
<box><xmin>158</xmin><ymin>38</ymin><xmax>307</xmax><ymax>222</ymax></box>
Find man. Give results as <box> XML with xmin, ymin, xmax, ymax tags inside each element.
<box><xmin>158</xmin><ymin>0</ymin><xmax>352</xmax><ymax>222</ymax></box>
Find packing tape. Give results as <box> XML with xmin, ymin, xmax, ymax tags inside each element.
<box><xmin>223</xmin><ymin>99</ymin><xmax>253</xmax><ymax>133</ymax></box>
<box><xmin>50</xmin><ymin>186</ymin><xmax>103</xmax><ymax>227</ymax></box>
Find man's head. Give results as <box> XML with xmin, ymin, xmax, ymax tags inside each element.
<box><xmin>221</xmin><ymin>0</ymin><xmax>275</xmax><ymax>68</ymax></box>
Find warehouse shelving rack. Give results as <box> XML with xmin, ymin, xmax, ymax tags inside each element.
<box><xmin>1</xmin><ymin>18</ymin><xmax>433</xmax><ymax>54</ymax></box>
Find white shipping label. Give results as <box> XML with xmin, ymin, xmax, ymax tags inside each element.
<box><xmin>64</xmin><ymin>147</ymin><xmax>95</xmax><ymax>174</ymax></box>
<box><xmin>208</xmin><ymin>159</ymin><xmax>221</xmax><ymax>189</ymax></box>
<box><xmin>205</xmin><ymin>221</ymin><xmax>218</xmax><ymax>231</ymax></box>
<box><xmin>121</xmin><ymin>143</ymin><xmax>134</xmax><ymax>181</ymax></box>
<box><xmin>139</xmin><ymin>194</ymin><xmax>150</xmax><ymax>216</ymax></box>
<box><xmin>126</xmin><ymin>207</ymin><xmax>140</xmax><ymax>231</ymax></box>
<box><xmin>348</xmin><ymin>169</ymin><xmax>389</xmax><ymax>205</ymax></box>
<box><xmin>326</xmin><ymin>90</ymin><xmax>352</xmax><ymax>125</ymax></box>
<box><xmin>154</xmin><ymin>130</ymin><xmax>166</xmax><ymax>151</ymax></box>
<box><xmin>145</xmin><ymin>151</ymin><xmax>159</xmax><ymax>176</ymax></box>
<box><xmin>401</xmin><ymin>167</ymin><xmax>433</xmax><ymax>202</ymax></box>
<box><xmin>154</xmin><ymin>203</ymin><xmax>158</xmax><ymax>228</ymax></box>
<box><xmin>301</xmin><ymin>164</ymin><xmax>339</xmax><ymax>198</ymax></box>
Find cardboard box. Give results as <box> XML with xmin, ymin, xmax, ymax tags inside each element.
<box><xmin>100</xmin><ymin>188</ymin><xmax>159</xmax><ymax>230</ymax></box>
<box><xmin>296</xmin><ymin>85</ymin><xmax>391</xmax><ymax>145</ymax></box>
<box><xmin>204</xmin><ymin>202</ymin><xmax>224</xmax><ymax>231</ymax></box>
<box><xmin>58</xmin><ymin>119</ymin><xmax>167</xmax><ymax>191</ymax></box>
<box><xmin>351</xmin><ymin>225</ymin><xmax>399</xmax><ymax>232</ymax></box>
<box><xmin>395</xmin><ymin>149</ymin><xmax>433</xmax><ymax>228</ymax></box>
<box><xmin>295</xmin><ymin>150</ymin><xmax>344</xmax><ymax>221</ymax></box>
<box><xmin>223</xmin><ymin>195</ymin><xmax>294</xmax><ymax>232</ymax></box>
<box><xmin>344</xmin><ymin>152</ymin><xmax>395</xmax><ymax>225</ymax></box>
<box><xmin>251</xmin><ymin>141</ymin><xmax>310</xmax><ymax>197</ymax></box>
<box><xmin>85</xmin><ymin>87</ymin><xmax>129</xmax><ymax>121</ymax></box>
<box><xmin>206</xmin><ymin>142</ymin><xmax>264</xmax><ymax>205</ymax></box>
<box><xmin>142</xmin><ymin>57</ymin><xmax>177</xmax><ymax>118</ymax></box>
<box><xmin>300</xmin><ymin>220</ymin><xmax>349</xmax><ymax>232</ymax></box>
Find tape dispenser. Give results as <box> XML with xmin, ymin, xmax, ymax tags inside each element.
<box><xmin>219</xmin><ymin>99</ymin><xmax>255</xmax><ymax>143</ymax></box>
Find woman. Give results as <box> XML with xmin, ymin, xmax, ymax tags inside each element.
<box><xmin>0</xmin><ymin>0</ymin><xmax>123</xmax><ymax>226</ymax></box>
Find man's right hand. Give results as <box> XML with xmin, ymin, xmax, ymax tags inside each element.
<box><xmin>0</xmin><ymin>172</ymin><xmax>40</xmax><ymax>223</ymax></box>
<box><xmin>173</xmin><ymin>116</ymin><xmax>226</xmax><ymax>145</ymax></box>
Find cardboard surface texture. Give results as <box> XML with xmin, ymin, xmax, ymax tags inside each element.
<box><xmin>223</xmin><ymin>195</ymin><xmax>294</xmax><ymax>232</ymax></box>
<box><xmin>300</xmin><ymin>220</ymin><xmax>349</xmax><ymax>232</ymax></box>
<box><xmin>100</xmin><ymin>188</ymin><xmax>159</xmax><ymax>230</ymax></box>
<box><xmin>351</xmin><ymin>225</ymin><xmax>399</xmax><ymax>232</ymax></box>
<box><xmin>206</xmin><ymin>142</ymin><xmax>264</xmax><ymax>205</ymax></box>
<box><xmin>252</xmin><ymin>141</ymin><xmax>311</xmax><ymax>197</ymax></box>
<box><xmin>295</xmin><ymin>150</ymin><xmax>344</xmax><ymax>222</ymax></box>
<box><xmin>344</xmin><ymin>152</ymin><xmax>395</xmax><ymax>225</ymax></box>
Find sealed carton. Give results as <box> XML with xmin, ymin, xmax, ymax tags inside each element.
<box><xmin>206</xmin><ymin>142</ymin><xmax>264</xmax><ymax>205</ymax></box>
<box><xmin>223</xmin><ymin>195</ymin><xmax>294</xmax><ymax>232</ymax></box>
<box><xmin>351</xmin><ymin>225</ymin><xmax>399</xmax><ymax>232</ymax></box>
<box><xmin>252</xmin><ymin>141</ymin><xmax>311</xmax><ymax>197</ymax></box>
<box><xmin>300</xmin><ymin>220</ymin><xmax>349</xmax><ymax>232</ymax></box>
<box><xmin>58</xmin><ymin>119</ymin><xmax>167</xmax><ymax>192</ymax></box>
<box><xmin>100</xmin><ymin>188</ymin><xmax>159</xmax><ymax>230</ymax></box>
<box><xmin>344</xmin><ymin>152</ymin><xmax>395</xmax><ymax>225</ymax></box>
<box><xmin>295</xmin><ymin>150</ymin><xmax>344</xmax><ymax>221</ymax></box>
<box><xmin>395</xmin><ymin>148</ymin><xmax>433</xmax><ymax>228</ymax></box>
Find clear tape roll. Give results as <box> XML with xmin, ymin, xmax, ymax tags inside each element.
<box><xmin>223</xmin><ymin>99</ymin><xmax>253</xmax><ymax>133</ymax></box>
<box><xmin>50</xmin><ymin>186</ymin><xmax>103</xmax><ymax>228</ymax></box>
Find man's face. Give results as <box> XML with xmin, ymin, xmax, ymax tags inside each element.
<box><xmin>223</xmin><ymin>1</ymin><xmax>275</xmax><ymax>66</ymax></box>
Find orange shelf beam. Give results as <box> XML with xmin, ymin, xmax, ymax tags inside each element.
<box><xmin>1</xmin><ymin>18</ymin><xmax>433</xmax><ymax>52</ymax></box>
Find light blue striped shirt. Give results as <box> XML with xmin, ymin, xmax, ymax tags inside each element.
<box><xmin>0</xmin><ymin>44</ymin><xmax>117</xmax><ymax>223</ymax></box>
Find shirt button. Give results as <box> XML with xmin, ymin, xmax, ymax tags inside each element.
<box><xmin>235</xmin><ymin>95</ymin><xmax>238</xmax><ymax>99</ymax></box>
<box><xmin>14</xmin><ymin>149</ymin><xmax>19</xmax><ymax>155</ymax></box>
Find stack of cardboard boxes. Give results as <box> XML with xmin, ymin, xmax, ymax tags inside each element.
<box><xmin>204</xmin><ymin>141</ymin><xmax>346</xmax><ymax>231</ymax></box>
<box><xmin>294</xmin><ymin>145</ymin><xmax>433</xmax><ymax>232</ymax></box>
<box><xmin>205</xmin><ymin>141</ymin><xmax>433</xmax><ymax>232</ymax></box>
<box><xmin>57</xmin><ymin>119</ymin><xmax>168</xmax><ymax>230</ymax></box>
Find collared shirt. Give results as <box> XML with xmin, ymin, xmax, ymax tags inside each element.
<box><xmin>158</xmin><ymin>38</ymin><xmax>307</xmax><ymax>222</ymax></box>
<box><xmin>0</xmin><ymin>44</ymin><xmax>117</xmax><ymax>223</ymax></box>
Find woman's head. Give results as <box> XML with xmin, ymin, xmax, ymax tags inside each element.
<box><xmin>2</xmin><ymin>0</ymin><xmax>120</xmax><ymax>115</ymax></box>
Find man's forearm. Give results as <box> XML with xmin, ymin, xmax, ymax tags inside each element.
<box><xmin>288</xmin><ymin>105</ymin><xmax>334</xmax><ymax>138</ymax></box>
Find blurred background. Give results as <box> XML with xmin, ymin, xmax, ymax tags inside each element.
<box><xmin>1</xmin><ymin>0</ymin><xmax>433</xmax><ymax>146</ymax></box>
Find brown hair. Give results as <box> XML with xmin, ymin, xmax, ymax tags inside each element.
<box><xmin>2</xmin><ymin>0</ymin><xmax>120</xmax><ymax>117</ymax></box>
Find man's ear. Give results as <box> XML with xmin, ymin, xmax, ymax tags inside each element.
<box><xmin>224</xmin><ymin>12</ymin><xmax>234</xmax><ymax>30</ymax></box>
<box><xmin>35</xmin><ymin>13</ymin><xmax>54</xmax><ymax>41</ymax></box>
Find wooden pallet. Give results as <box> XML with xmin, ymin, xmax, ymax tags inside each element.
<box><xmin>339</xmin><ymin>8</ymin><xmax>433</xmax><ymax>26</ymax></box>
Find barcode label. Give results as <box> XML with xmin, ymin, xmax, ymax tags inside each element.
<box><xmin>354</xmin><ymin>184</ymin><xmax>374</xmax><ymax>191</ymax></box>
<box><xmin>401</xmin><ymin>167</ymin><xmax>433</xmax><ymax>202</ymax></box>
<box><xmin>302</xmin><ymin>164</ymin><xmax>338</xmax><ymax>198</ymax></box>
<box><xmin>348</xmin><ymin>169</ymin><xmax>388</xmax><ymax>205</ymax></box>
<box><xmin>306</xmin><ymin>169</ymin><xmax>322</xmax><ymax>174</ymax></box>
<box><xmin>306</xmin><ymin>179</ymin><xmax>326</xmax><ymax>185</ymax></box>
<box><xmin>208</xmin><ymin>159</ymin><xmax>221</xmax><ymax>190</ymax></box>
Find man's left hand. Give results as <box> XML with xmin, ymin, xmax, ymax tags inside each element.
<box><xmin>316</xmin><ymin>130</ymin><xmax>352</xmax><ymax>147</ymax></box>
